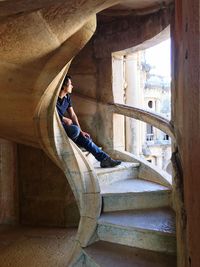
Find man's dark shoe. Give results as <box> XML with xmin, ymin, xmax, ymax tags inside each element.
<box><xmin>100</xmin><ymin>157</ymin><xmax>121</xmax><ymax>168</ymax></box>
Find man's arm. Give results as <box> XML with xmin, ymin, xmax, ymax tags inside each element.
<box><xmin>67</xmin><ymin>107</ymin><xmax>80</xmax><ymax>127</ymax></box>
<box><xmin>62</xmin><ymin>116</ymin><xmax>73</xmax><ymax>126</ymax></box>
<box><xmin>66</xmin><ymin>107</ymin><xmax>90</xmax><ymax>138</ymax></box>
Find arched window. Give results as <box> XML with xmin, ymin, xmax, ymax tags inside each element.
<box><xmin>148</xmin><ymin>100</ymin><xmax>153</xmax><ymax>108</ymax></box>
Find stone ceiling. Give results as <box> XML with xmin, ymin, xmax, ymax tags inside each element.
<box><xmin>0</xmin><ymin>0</ymin><xmax>174</xmax><ymax>21</ymax></box>
<box><xmin>100</xmin><ymin>0</ymin><xmax>173</xmax><ymax>16</ymax></box>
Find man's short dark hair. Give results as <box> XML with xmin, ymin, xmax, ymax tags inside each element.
<box><xmin>62</xmin><ymin>75</ymin><xmax>71</xmax><ymax>89</ymax></box>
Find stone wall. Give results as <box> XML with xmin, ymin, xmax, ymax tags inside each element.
<box><xmin>172</xmin><ymin>0</ymin><xmax>200</xmax><ymax>266</ymax></box>
<box><xmin>18</xmin><ymin>144</ymin><xmax>79</xmax><ymax>227</ymax></box>
<box><xmin>0</xmin><ymin>139</ymin><xmax>18</xmax><ymax>224</ymax></box>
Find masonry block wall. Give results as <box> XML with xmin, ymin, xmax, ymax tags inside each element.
<box><xmin>18</xmin><ymin>145</ymin><xmax>79</xmax><ymax>227</ymax></box>
<box><xmin>0</xmin><ymin>140</ymin><xmax>18</xmax><ymax>224</ymax></box>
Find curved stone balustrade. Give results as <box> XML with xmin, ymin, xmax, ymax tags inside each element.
<box><xmin>108</xmin><ymin>103</ymin><xmax>175</xmax><ymax>187</ymax></box>
<box><xmin>111</xmin><ymin>103</ymin><xmax>175</xmax><ymax>141</ymax></box>
<box><xmin>34</xmin><ymin>66</ymin><xmax>102</xmax><ymax>265</ymax></box>
<box><xmin>111</xmin><ymin>149</ymin><xmax>173</xmax><ymax>187</ymax></box>
<box><xmin>32</xmin><ymin>16</ymin><xmax>103</xmax><ymax>266</ymax></box>
<box><xmin>67</xmin><ymin>93</ymin><xmax>174</xmax><ymax>187</ymax></box>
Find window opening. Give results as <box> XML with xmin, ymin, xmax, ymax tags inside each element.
<box><xmin>112</xmin><ymin>38</ymin><xmax>172</xmax><ymax>172</ymax></box>
<box><xmin>148</xmin><ymin>100</ymin><xmax>153</xmax><ymax>108</ymax></box>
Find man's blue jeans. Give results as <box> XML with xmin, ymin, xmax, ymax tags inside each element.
<box><xmin>63</xmin><ymin>124</ymin><xmax>108</xmax><ymax>162</ymax></box>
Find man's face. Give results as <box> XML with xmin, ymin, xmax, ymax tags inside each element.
<box><xmin>63</xmin><ymin>79</ymin><xmax>73</xmax><ymax>93</ymax></box>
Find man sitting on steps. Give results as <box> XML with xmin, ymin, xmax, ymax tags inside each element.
<box><xmin>56</xmin><ymin>75</ymin><xmax>121</xmax><ymax>168</ymax></box>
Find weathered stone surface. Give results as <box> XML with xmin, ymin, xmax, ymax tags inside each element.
<box><xmin>0</xmin><ymin>139</ymin><xmax>18</xmax><ymax>224</ymax></box>
<box><xmin>94</xmin><ymin>6</ymin><xmax>173</xmax><ymax>58</ymax></box>
<box><xmin>111</xmin><ymin>149</ymin><xmax>172</xmax><ymax>187</ymax></box>
<box><xmin>172</xmin><ymin>0</ymin><xmax>200</xmax><ymax>266</ymax></box>
<box><xmin>84</xmin><ymin>241</ymin><xmax>176</xmax><ymax>267</ymax></box>
<box><xmin>98</xmin><ymin>208</ymin><xmax>176</xmax><ymax>254</ymax></box>
<box><xmin>95</xmin><ymin>162</ymin><xmax>139</xmax><ymax>186</ymax></box>
<box><xmin>0</xmin><ymin>225</ymin><xmax>77</xmax><ymax>267</ymax></box>
<box><xmin>18</xmin><ymin>144</ymin><xmax>79</xmax><ymax>227</ymax></box>
<box><xmin>101</xmin><ymin>179</ymin><xmax>171</xmax><ymax>212</ymax></box>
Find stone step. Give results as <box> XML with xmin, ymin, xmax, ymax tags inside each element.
<box><xmin>94</xmin><ymin>162</ymin><xmax>140</xmax><ymax>186</ymax></box>
<box><xmin>101</xmin><ymin>179</ymin><xmax>171</xmax><ymax>212</ymax></box>
<box><xmin>84</xmin><ymin>241</ymin><xmax>176</xmax><ymax>267</ymax></box>
<box><xmin>97</xmin><ymin>208</ymin><xmax>176</xmax><ymax>254</ymax></box>
<box><xmin>82</xmin><ymin>149</ymin><xmax>99</xmax><ymax>165</ymax></box>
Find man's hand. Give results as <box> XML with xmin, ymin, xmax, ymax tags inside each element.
<box><xmin>63</xmin><ymin>117</ymin><xmax>73</xmax><ymax>126</ymax></box>
<box><xmin>81</xmin><ymin>131</ymin><xmax>90</xmax><ymax>139</ymax></box>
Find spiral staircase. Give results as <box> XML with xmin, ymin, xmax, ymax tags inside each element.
<box><xmin>78</xmin><ymin>153</ymin><xmax>176</xmax><ymax>267</ymax></box>
<box><xmin>0</xmin><ymin>0</ymin><xmax>177</xmax><ymax>266</ymax></box>
<box><xmin>62</xmin><ymin>102</ymin><xmax>176</xmax><ymax>267</ymax></box>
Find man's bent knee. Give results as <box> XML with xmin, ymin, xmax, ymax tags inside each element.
<box><xmin>64</xmin><ymin>124</ymin><xmax>80</xmax><ymax>141</ymax></box>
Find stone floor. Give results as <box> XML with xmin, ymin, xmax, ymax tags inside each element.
<box><xmin>0</xmin><ymin>225</ymin><xmax>77</xmax><ymax>267</ymax></box>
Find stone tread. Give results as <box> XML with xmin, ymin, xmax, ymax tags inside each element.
<box><xmin>84</xmin><ymin>241</ymin><xmax>176</xmax><ymax>267</ymax></box>
<box><xmin>98</xmin><ymin>207</ymin><xmax>176</xmax><ymax>235</ymax></box>
<box><xmin>100</xmin><ymin>179</ymin><xmax>171</xmax><ymax>195</ymax></box>
<box><xmin>94</xmin><ymin>162</ymin><xmax>140</xmax><ymax>175</ymax></box>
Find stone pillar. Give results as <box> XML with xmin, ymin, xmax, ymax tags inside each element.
<box><xmin>112</xmin><ymin>54</ymin><xmax>125</xmax><ymax>104</ymax></box>
<box><xmin>156</xmin><ymin>154</ymin><xmax>163</xmax><ymax>169</ymax></box>
<box><xmin>112</xmin><ymin>53</ymin><xmax>125</xmax><ymax>151</ymax></box>
<box><xmin>125</xmin><ymin>53</ymin><xmax>143</xmax><ymax>156</ymax></box>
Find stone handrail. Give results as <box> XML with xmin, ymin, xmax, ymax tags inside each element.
<box><xmin>70</xmin><ymin>96</ymin><xmax>174</xmax><ymax>187</ymax></box>
<box><xmin>105</xmin><ymin>102</ymin><xmax>175</xmax><ymax>187</ymax></box>
<box><xmin>110</xmin><ymin>103</ymin><xmax>175</xmax><ymax>141</ymax></box>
